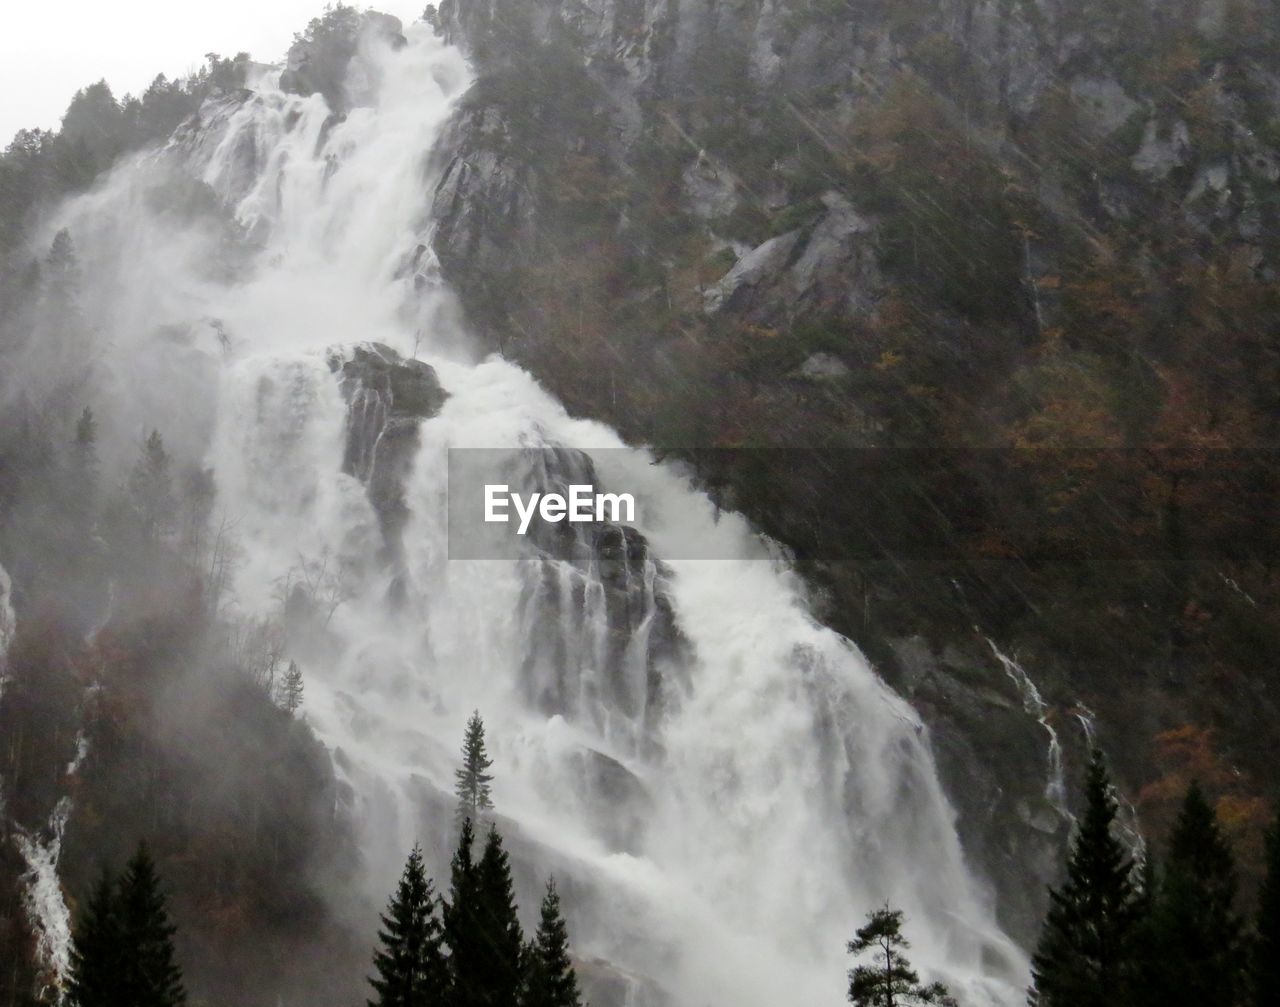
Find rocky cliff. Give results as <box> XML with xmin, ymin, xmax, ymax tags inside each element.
<box><xmin>425</xmin><ymin>0</ymin><xmax>1280</xmax><ymax>943</ymax></box>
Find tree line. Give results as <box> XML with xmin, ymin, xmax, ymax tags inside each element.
<box><xmin>367</xmin><ymin>710</ymin><xmax>583</xmax><ymax>1007</ymax></box>
<box><xmin>61</xmin><ymin>712</ymin><xmax>583</xmax><ymax>1007</ymax></box>
<box><xmin>61</xmin><ymin>714</ymin><xmax>1280</xmax><ymax>1007</ymax></box>
<box><xmin>1029</xmin><ymin>750</ymin><xmax>1280</xmax><ymax>1007</ymax></box>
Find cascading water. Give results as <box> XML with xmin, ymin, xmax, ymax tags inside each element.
<box><xmin>41</xmin><ymin>19</ymin><xmax>1029</xmax><ymax>1005</ymax></box>
<box><xmin>0</xmin><ymin>560</ymin><xmax>15</xmax><ymax>825</ymax></box>
<box><xmin>987</xmin><ymin>640</ymin><xmax>1071</xmax><ymax>824</ymax></box>
<box><xmin>0</xmin><ymin>560</ymin><xmax>13</xmax><ymax>685</ymax></box>
<box><xmin>14</xmin><ymin>798</ymin><xmax>76</xmax><ymax>996</ymax></box>
<box><xmin>1073</xmin><ymin>705</ymin><xmax>1146</xmax><ymax>860</ymax></box>
<box><xmin>2</xmin><ymin>556</ymin><xmax>98</xmax><ymax>996</ymax></box>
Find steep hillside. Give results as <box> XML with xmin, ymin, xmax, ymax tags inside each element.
<box><xmin>426</xmin><ymin>0</ymin><xmax>1280</xmax><ymax>940</ymax></box>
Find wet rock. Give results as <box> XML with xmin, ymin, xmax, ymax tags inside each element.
<box><xmin>704</xmin><ymin>193</ymin><xmax>881</xmax><ymax>322</ymax></box>
<box><xmin>882</xmin><ymin>635</ymin><xmax>1069</xmax><ymax>947</ymax></box>
<box><xmin>506</xmin><ymin>448</ymin><xmax>691</xmax><ymax>738</ymax></box>
<box><xmin>1132</xmin><ymin>118</ymin><xmax>1191</xmax><ymax>179</ymax></box>
<box><xmin>1068</xmin><ymin>77</ymin><xmax>1141</xmax><ymax>137</ymax></box>
<box><xmin>794</xmin><ymin>352</ymin><xmax>851</xmax><ymax>381</ymax></box>
<box><xmin>577</xmin><ymin>958</ymin><xmax>672</xmax><ymax>1007</ymax></box>
<box><xmin>682</xmin><ymin>155</ymin><xmax>740</xmax><ymax>220</ymax></box>
<box><xmin>703</xmin><ymin>230</ymin><xmax>802</xmax><ymax>315</ymax></box>
<box><xmin>327</xmin><ymin>343</ymin><xmax>447</xmax><ymax>598</ymax></box>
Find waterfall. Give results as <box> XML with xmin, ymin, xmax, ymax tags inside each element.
<box><xmin>1072</xmin><ymin>705</ymin><xmax>1146</xmax><ymax>860</ymax></box>
<box><xmin>14</xmin><ymin>798</ymin><xmax>76</xmax><ymax>997</ymax></box>
<box><xmin>0</xmin><ymin>561</ymin><xmax>15</xmax><ymax>827</ymax></box>
<box><xmin>0</xmin><ymin>560</ymin><xmax>13</xmax><ymax>685</ymax></box>
<box><xmin>39</xmin><ymin>20</ymin><xmax>1029</xmax><ymax>1005</ymax></box>
<box><xmin>987</xmin><ymin>640</ymin><xmax>1071</xmax><ymax>823</ymax></box>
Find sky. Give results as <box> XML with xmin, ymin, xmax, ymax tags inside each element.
<box><xmin>0</xmin><ymin>0</ymin><xmax>425</xmax><ymax>143</ymax></box>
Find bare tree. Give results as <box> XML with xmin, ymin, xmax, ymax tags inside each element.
<box><xmin>273</xmin><ymin>548</ymin><xmax>352</xmax><ymax>630</ymax></box>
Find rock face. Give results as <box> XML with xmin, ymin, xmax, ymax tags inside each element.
<box><xmin>327</xmin><ymin>343</ymin><xmax>448</xmax><ymax>599</ymax></box>
<box><xmin>880</xmin><ymin>636</ymin><xmax>1073</xmax><ymax>943</ymax></box>
<box><xmin>425</xmin><ymin>0</ymin><xmax>1280</xmax><ymax>952</ymax></box>
<box><xmin>703</xmin><ymin>193</ymin><xmax>881</xmax><ymax>321</ymax></box>
<box><xmin>507</xmin><ymin>446</ymin><xmax>690</xmax><ymax>746</ymax></box>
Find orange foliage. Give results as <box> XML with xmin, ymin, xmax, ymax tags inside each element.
<box><xmin>1137</xmin><ymin>724</ymin><xmax>1272</xmax><ymax>879</ymax></box>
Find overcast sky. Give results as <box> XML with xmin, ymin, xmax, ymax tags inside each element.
<box><xmin>0</xmin><ymin>0</ymin><xmax>424</xmax><ymax>143</ymax></box>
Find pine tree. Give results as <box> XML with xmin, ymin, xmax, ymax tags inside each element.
<box><xmin>129</xmin><ymin>430</ymin><xmax>174</xmax><ymax>542</ymax></box>
<box><xmin>115</xmin><ymin>843</ymin><xmax>185</xmax><ymax>1007</ymax></box>
<box><xmin>443</xmin><ymin>818</ymin><xmax>484</xmax><ymax>1007</ymax></box>
<box><xmin>1029</xmin><ymin>750</ymin><xmax>1143</xmax><ymax>1007</ymax></box>
<box><xmin>278</xmin><ymin>660</ymin><xmax>305</xmax><ymax>714</ymax></box>
<box><xmin>1256</xmin><ymin>815</ymin><xmax>1280</xmax><ymax>1007</ymax></box>
<box><xmin>454</xmin><ymin>711</ymin><xmax>494</xmax><ymax>825</ymax></box>
<box><xmin>1142</xmin><ymin>782</ymin><xmax>1246</xmax><ymax>1007</ymax></box>
<box><xmin>369</xmin><ymin>844</ymin><xmax>448</xmax><ymax>1007</ymax></box>
<box><xmin>847</xmin><ymin>906</ymin><xmax>948</xmax><ymax>1007</ymax></box>
<box><xmin>65</xmin><ymin>869</ymin><xmax>123</xmax><ymax>1007</ymax></box>
<box><xmin>475</xmin><ymin>825</ymin><xmax>524</xmax><ymax>1006</ymax></box>
<box><xmin>522</xmin><ymin>878</ymin><xmax>582</xmax><ymax>1007</ymax></box>
<box><xmin>74</xmin><ymin>407</ymin><xmax>97</xmax><ymax>480</ymax></box>
<box><xmin>67</xmin><ymin>406</ymin><xmax>99</xmax><ymax>543</ymax></box>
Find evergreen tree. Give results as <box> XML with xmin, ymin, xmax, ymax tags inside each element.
<box><xmin>74</xmin><ymin>407</ymin><xmax>97</xmax><ymax>469</ymax></box>
<box><xmin>65</xmin><ymin>869</ymin><xmax>123</xmax><ymax>1007</ymax></box>
<box><xmin>522</xmin><ymin>878</ymin><xmax>582</xmax><ymax>1007</ymax></box>
<box><xmin>443</xmin><ymin>819</ymin><xmax>525</xmax><ymax>1007</ymax></box>
<box><xmin>115</xmin><ymin>843</ymin><xmax>185</xmax><ymax>1007</ymax></box>
<box><xmin>443</xmin><ymin>818</ymin><xmax>484</xmax><ymax>1007</ymax></box>
<box><xmin>1029</xmin><ymin>750</ymin><xmax>1143</xmax><ymax>1007</ymax></box>
<box><xmin>475</xmin><ymin>825</ymin><xmax>524</xmax><ymax>1006</ymax></box>
<box><xmin>1257</xmin><ymin>815</ymin><xmax>1280</xmax><ymax>1007</ymax></box>
<box><xmin>278</xmin><ymin>660</ymin><xmax>305</xmax><ymax>714</ymax></box>
<box><xmin>1143</xmin><ymin>782</ymin><xmax>1246</xmax><ymax>1007</ymax></box>
<box><xmin>67</xmin><ymin>406</ymin><xmax>99</xmax><ymax>539</ymax></box>
<box><xmin>847</xmin><ymin>905</ymin><xmax>948</xmax><ymax>1007</ymax></box>
<box><xmin>369</xmin><ymin>844</ymin><xmax>448</xmax><ymax>1007</ymax></box>
<box><xmin>129</xmin><ymin>430</ymin><xmax>174</xmax><ymax>542</ymax></box>
<box><xmin>454</xmin><ymin>711</ymin><xmax>494</xmax><ymax>825</ymax></box>
<box><xmin>44</xmin><ymin>229</ymin><xmax>80</xmax><ymax>307</ymax></box>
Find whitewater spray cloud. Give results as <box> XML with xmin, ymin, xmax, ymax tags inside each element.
<box><xmin>21</xmin><ymin>18</ymin><xmax>1029</xmax><ymax>1007</ymax></box>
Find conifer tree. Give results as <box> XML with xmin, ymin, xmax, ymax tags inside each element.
<box><xmin>443</xmin><ymin>818</ymin><xmax>485</xmax><ymax>1007</ymax></box>
<box><xmin>369</xmin><ymin>844</ymin><xmax>448</xmax><ymax>1007</ymax></box>
<box><xmin>66</xmin><ymin>869</ymin><xmax>123</xmax><ymax>1007</ymax></box>
<box><xmin>1256</xmin><ymin>815</ymin><xmax>1280</xmax><ymax>1007</ymax></box>
<box><xmin>278</xmin><ymin>660</ymin><xmax>305</xmax><ymax>715</ymax></box>
<box><xmin>73</xmin><ymin>407</ymin><xmax>98</xmax><ymax>491</ymax></box>
<box><xmin>847</xmin><ymin>905</ymin><xmax>948</xmax><ymax>1007</ymax></box>
<box><xmin>475</xmin><ymin>825</ymin><xmax>524</xmax><ymax>1006</ymax></box>
<box><xmin>129</xmin><ymin>430</ymin><xmax>174</xmax><ymax>542</ymax></box>
<box><xmin>454</xmin><ymin>711</ymin><xmax>494</xmax><ymax>825</ymax></box>
<box><xmin>115</xmin><ymin>843</ymin><xmax>185</xmax><ymax>1007</ymax></box>
<box><xmin>1029</xmin><ymin>750</ymin><xmax>1143</xmax><ymax>1007</ymax></box>
<box><xmin>1143</xmin><ymin>782</ymin><xmax>1246</xmax><ymax>1007</ymax></box>
<box><xmin>522</xmin><ymin>878</ymin><xmax>582</xmax><ymax>1007</ymax></box>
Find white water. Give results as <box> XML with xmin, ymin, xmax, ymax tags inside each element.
<box><xmin>1</xmin><ymin>556</ymin><xmax>95</xmax><ymax>998</ymax></box>
<box><xmin>40</xmin><ymin>21</ymin><xmax>1028</xmax><ymax>1005</ymax></box>
<box><xmin>1072</xmin><ymin>705</ymin><xmax>1146</xmax><ymax>860</ymax></box>
<box><xmin>0</xmin><ymin>560</ymin><xmax>13</xmax><ymax>684</ymax></box>
<box><xmin>0</xmin><ymin>561</ymin><xmax>14</xmax><ymax>824</ymax></box>
<box><xmin>987</xmin><ymin>640</ymin><xmax>1071</xmax><ymax>824</ymax></box>
<box><xmin>14</xmin><ymin>798</ymin><xmax>75</xmax><ymax>996</ymax></box>
<box><xmin>8</xmin><ymin>714</ymin><xmax>93</xmax><ymax>996</ymax></box>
